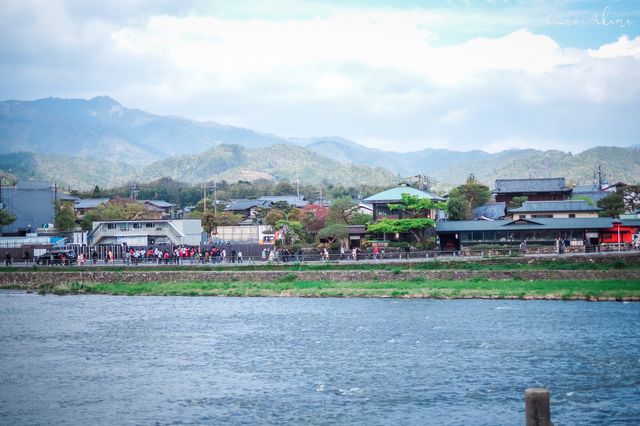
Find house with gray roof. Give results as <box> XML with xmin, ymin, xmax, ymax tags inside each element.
<box><xmin>74</xmin><ymin>198</ymin><xmax>110</xmax><ymax>218</ymax></box>
<box><xmin>571</xmin><ymin>185</ymin><xmax>610</xmax><ymax>204</ymax></box>
<box><xmin>436</xmin><ymin>217</ymin><xmax>616</xmax><ymax>251</ymax></box>
<box><xmin>225</xmin><ymin>199</ymin><xmax>272</xmax><ymax>221</ymax></box>
<box><xmin>363</xmin><ymin>185</ymin><xmax>445</xmax><ymax>221</ymax></box>
<box><xmin>143</xmin><ymin>200</ymin><xmax>176</xmax><ymax>218</ymax></box>
<box><xmin>257</xmin><ymin>195</ymin><xmax>309</xmax><ymax>208</ymax></box>
<box><xmin>493</xmin><ymin>178</ymin><xmax>571</xmax><ymax>205</ymax></box>
<box><xmin>508</xmin><ymin>200</ymin><xmax>601</xmax><ymax>220</ymax></box>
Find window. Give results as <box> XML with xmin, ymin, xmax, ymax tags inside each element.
<box><xmin>133</xmin><ymin>223</ymin><xmax>143</xmax><ymax>229</ymax></box>
<box><xmin>107</xmin><ymin>223</ymin><xmax>116</xmax><ymax>230</ymax></box>
<box><xmin>569</xmin><ymin>214</ymin><xmax>576</xmax><ymax>218</ymax></box>
<box><xmin>146</xmin><ymin>223</ymin><xmax>154</xmax><ymax>228</ymax></box>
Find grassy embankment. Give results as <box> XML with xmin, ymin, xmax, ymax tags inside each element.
<box><xmin>7</xmin><ymin>256</ymin><xmax>640</xmax><ymax>272</ymax></box>
<box><xmin>38</xmin><ymin>278</ymin><xmax>640</xmax><ymax>300</ymax></box>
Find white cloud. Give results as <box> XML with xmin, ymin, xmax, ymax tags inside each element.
<box><xmin>1</xmin><ymin>4</ymin><xmax>639</xmax><ymax>153</ymax></box>
<box><xmin>589</xmin><ymin>35</ymin><xmax>640</xmax><ymax>58</ymax></box>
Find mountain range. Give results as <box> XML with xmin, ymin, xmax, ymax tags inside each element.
<box><xmin>0</xmin><ymin>96</ymin><xmax>638</xmax><ymax>191</ymax></box>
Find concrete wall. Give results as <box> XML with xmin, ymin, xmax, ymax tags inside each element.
<box><xmin>2</xmin><ymin>185</ymin><xmax>55</xmax><ymax>233</ymax></box>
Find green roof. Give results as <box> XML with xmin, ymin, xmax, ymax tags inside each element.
<box><xmin>363</xmin><ymin>186</ymin><xmax>444</xmax><ymax>203</ymax></box>
<box><xmin>436</xmin><ymin>218</ymin><xmax>617</xmax><ymax>233</ymax></box>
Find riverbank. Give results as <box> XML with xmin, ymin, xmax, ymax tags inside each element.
<box><xmin>32</xmin><ymin>279</ymin><xmax>640</xmax><ymax>300</ymax></box>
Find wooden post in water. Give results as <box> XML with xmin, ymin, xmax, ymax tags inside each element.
<box><xmin>525</xmin><ymin>387</ymin><xmax>552</xmax><ymax>426</ymax></box>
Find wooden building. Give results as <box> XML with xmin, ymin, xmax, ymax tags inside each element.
<box><xmin>493</xmin><ymin>178</ymin><xmax>571</xmax><ymax>205</ymax></box>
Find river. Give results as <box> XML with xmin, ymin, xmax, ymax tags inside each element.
<box><xmin>0</xmin><ymin>291</ymin><xmax>638</xmax><ymax>425</ymax></box>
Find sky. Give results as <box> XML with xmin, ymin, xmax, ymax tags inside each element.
<box><xmin>1</xmin><ymin>0</ymin><xmax>639</xmax><ymax>153</ymax></box>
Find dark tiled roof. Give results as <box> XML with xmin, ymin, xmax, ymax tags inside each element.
<box><xmin>493</xmin><ymin>178</ymin><xmax>569</xmax><ymax>194</ymax></box>
<box><xmin>143</xmin><ymin>200</ymin><xmax>176</xmax><ymax>208</ymax></box>
<box><xmin>509</xmin><ymin>200</ymin><xmax>601</xmax><ymax>213</ymax></box>
<box><xmin>436</xmin><ymin>217</ymin><xmax>616</xmax><ymax>232</ymax></box>
<box><xmin>75</xmin><ymin>198</ymin><xmax>110</xmax><ymax>209</ymax></box>
<box><xmin>472</xmin><ymin>203</ymin><xmax>506</xmax><ymax>220</ymax></box>
<box><xmin>258</xmin><ymin>195</ymin><xmax>309</xmax><ymax>207</ymax></box>
<box><xmin>225</xmin><ymin>199</ymin><xmax>272</xmax><ymax>211</ymax></box>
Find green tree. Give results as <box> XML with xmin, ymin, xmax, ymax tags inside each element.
<box><xmin>446</xmin><ymin>197</ymin><xmax>466</xmax><ymax>221</ymax></box>
<box><xmin>388</xmin><ymin>193</ymin><xmax>446</xmax><ymax>218</ymax></box>
<box><xmin>367</xmin><ymin>218</ymin><xmax>436</xmax><ymax>242</ymax></box>
<box><xmin>508</xmin><ymin>196</ymin><xmax>529</xmax><ymax>209</ymax></box>
<box><xmin>598</xmin><ymin>191</ymin><xmax>625</xmax><ymax>217</ymax></box>
<box><xmin>264</xmin><ymin>209</ymin><xmax>286</xmax><ymax>226</ymax></box>
<box><xmin>274</xmin><ymin>180</ymin><xmax>295</xmax><ymax>195</ymax></box>
<box><xmin>0</xmin><ymin>209</ymin><xmax>17</xmax><ymax>236</ymax></box>
<box><xmin>316</xmin><ymin>223</ymin><xmax>348</xmax><ymax>246</ymax></box>
<box><xmin>274</xmin><ymin>219</ymin><xmax>305</xmax><ymax>246</ymax></box>
<box><xmin>327</xmin><ymin>196</ymin><xmax>357</xmax><ymax>224</ymax></box>
<box><xmin>55</xmin><ymin>201</ymin><xmax>77</xmax><ymax>231</ymax></box>
<box><xmin>447</xmin><ymin>174</ymin><xmax>491</xmax><ymax>220</ymax></box>
<box><xmin>92</xmin><ymin>185</ymin><xmax>101</xmax><ymax>197</ymax></box>
<box><xmin>201</xmin><ymin>211</ymin><xmax>243</xmax><ymax>234</ymax></box>
<box><xmin>570</xmin><ymin>195</ymin><xmax>595</xmax><ymax>207</ymax></box>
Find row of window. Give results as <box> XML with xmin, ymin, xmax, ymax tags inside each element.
<box><xmin>105</xmin><ymin>223</ymin><xmax>162</xmax><ymax>230</ymax></box>
<box><xmin>460</xmin><ymin>229</ymin><xmax>585</xmax><ymax>242</ymax></box>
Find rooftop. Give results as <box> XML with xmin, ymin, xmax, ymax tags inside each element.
<box><xmin>75</xmin><ymin>198</ymin><xmax>110</xmax><ymax>209</ymax></box>
<box><xmin>225</xmin><ymin>199</ymin><xmax>272</xmax><ymax>211</ymax></box>
<box><xmin>493</xmin><ymin>178</ymin><xmax>569</xmax><ymax>194</ymax></box>
<box><xmin>258</xmin><ymin>195</ymin><xmax>309</xmax><ymax>208</ymax></box>
<box><xmin>143</xmin><ymin>200</ymin><xmax>176</xmax><ymax>208</ymax></box>
<box><xmin>472</xmin><ymin>203</ymin><xmax>506</xmax><ymax>220</ymax></box>
<box><xmin>363</xmin><ymin>186</ymin><xmax>445</xmax><ymax>203</ymax></box>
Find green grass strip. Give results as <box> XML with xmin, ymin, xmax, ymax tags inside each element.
<box><xmin>38</xmin><ymin>279</ymin><xmax>640</xmax><ymax>299</ymax></box>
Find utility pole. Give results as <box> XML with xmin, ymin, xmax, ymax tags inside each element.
<box><xmin>296</xmin><ymin>176</ymin><xmax>300</xmax><ymax>199</ymax></box>
<box><xmin>213</xmin><ymin>180</ymin><xmax>218</xmax><ymax>215</ymax></box>
<box><xmin>594</xmin><ymin>165</ymin><xmax>605</xmax><ymax>190</ymax></box>
<box><xmin>202</xmin><ymin>183</ymin><xmax>207</xmax><ymax>215</ymax></box>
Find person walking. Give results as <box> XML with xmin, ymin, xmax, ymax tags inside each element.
<box><xmin>91</xmin><ymin>249</ymin><xmax>98</xmax><ymax>265</ymax></box>
<box><xmin>237</xmin><ymin>251</ymin><xmax>243</xmax><ymax>264</ymax></box>
<box><xmin>519</xmin><ymin>240</ymin><xmax>527</xmax><ymax>255</ymax></box>
<box><xmin>5</xmin><ymin>251</ymin><xmax>12</xmax><ymax>266</ymax></box>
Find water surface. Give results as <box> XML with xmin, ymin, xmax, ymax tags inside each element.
<box><xmin>0</xmin><ymin>292</ymin><xmax>638</xmax><ymax>425</ymax></box>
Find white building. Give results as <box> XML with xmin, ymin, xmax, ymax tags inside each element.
<box><xmin>212</xmin><ymin>225</ymin><xmax>274</xmax><ymax>244</ymax></box>
<box><xmin>89</xmin><ymin>219</ymin><xmax>203</xmax><ymax>246</ymax></box>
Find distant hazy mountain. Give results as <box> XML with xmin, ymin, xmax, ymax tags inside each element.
<box><xmin>0</xmin><ymin>96</ymin><xmax>290</xmax><ymax>165</ymax></box>
<box><xmin>0</xmin><ymin>152</ymin><xmax>134</xmax><ymax>189</ymax></box>
<box><xmin>435</xmin><ymin>146</ymin><xmax>640</xmax><ymax>188</ymax></box>
<box><xmin>139</xmin><ymin>144</ymin><xmax>398</xmax><ymax>186</ymax></box>
<box><xmin>0</xmin><ymin>96</ymin><xmax>638</xmax><ymax>191</ymax></box>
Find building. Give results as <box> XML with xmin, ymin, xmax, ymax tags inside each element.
<box><xmin>142</xmin><ymin>200</ymin><xmax>176</xmax><ymax>218</ymax></box>
<box><xmin>89</xmin><ymin>219</ymin><xmax>203</xmax><ymax>246</ymax></box>
<box><xmin>211</xmin><ymin>225</ymin><xmax>274</xmax><ymax>244</ymax></box>
<box><xmin>257</xmin><ymin>195</ymin><xmax>309</xmax><ymax>208</ymax></box>
<box><xmin>508</xmin><ymin>200</ymin><xmax>601</xmax><ymax>220</ymax></box>
<box><xmin>225</xmin><ymin>199</ymin><xmax>272</xmax><ymax>220</ymax></box>
<box><xmin>436</xmin><ymin>217</ymin><xmax>619</xmax><ymax>251</ymax></box>
<box><xmin>363</xmin><ymin>185</ymin><xmax>445</xmax><ymax>221</ymax></box>
<box><xmin>74</xmin><ymin>198</ymin><xmax>110</xmax><ymax>219</ymax></box>
<box><xmin>571</xmin><ymin>184</ymin><xmax>610</xmax><ymax>204</ymax></box>
<box><xmin>0</xmin><ymin>180</ymin><xmax>56</xmax><ymax>234</ymax></box>
<box><xmin>493</xmin><ymin>178</ymin><xmax>571</xmax><ymax>205</ymax></box>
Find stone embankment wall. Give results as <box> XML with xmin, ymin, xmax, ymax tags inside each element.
<box><xmin>1</xmin><ymin>269</ymin><xmax>638</xmax><ymax>290</ymax></box>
